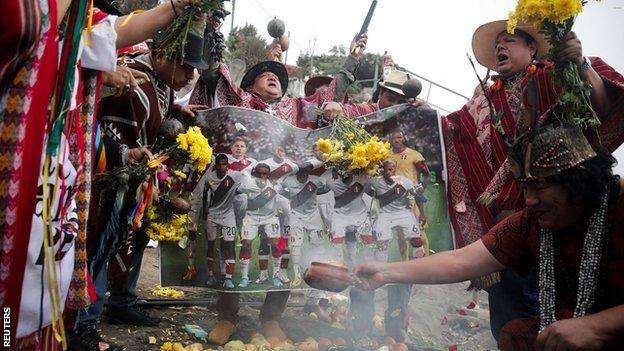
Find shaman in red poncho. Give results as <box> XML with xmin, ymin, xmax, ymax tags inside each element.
<box><xmin>442</xmin><ymin>58</ymin><xmax>624</xmax><ymax>287</ymax></box>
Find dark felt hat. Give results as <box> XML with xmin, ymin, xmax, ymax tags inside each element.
<box><xmin>181</xmin><ymin>32</ymin><xmax>209</xmax><ymax>70</ymax></box>
<box><xmin>94</xmin><ymin>0</ymin><xmax>123</xmax><ymax>15</ymax></box>
<box><xmin>240</xmin><ymin>61</ymin><xmax>288</xmax><ymax>95</ymax></box>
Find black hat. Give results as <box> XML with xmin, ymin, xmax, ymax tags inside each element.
<box><xmin>94</xmin><ymin>0</ymin><xmax>123</xmax><ymax>16</ymax></box>
<box><xmin>240</xmin><ymin>61</ymin><xmax>288</xmax><ymax>95</ymax></box>
<box><xmin>181</xmin><ymin>32</ymin><xmax>209</xmax><ymax>70</ymax></box>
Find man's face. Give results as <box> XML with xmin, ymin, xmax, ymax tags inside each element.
<box><xmin>230</xmin><ymin>140</ymin><xmax>247</xmax><ymax>158</ymax></box>
<box><xmin>378</xmin><ymin>89</ymin><xmax>406</xmax><ymax>110</ymax></box>
<box><xmin>493</xmin><ymin>32</ymin><xmax>536</xmax><ymax>78</ymax></box>
<box><xmin>383</xmin><ymin>162</ymin><xmax>397</xmax><ymax>178</ymax></box>
<box><xmin>523</xmin><ymin>179</ymin><xmax>583</xmax><ymax>230</ymax></box>
<box><xmin>275</xmin><ymin>147</ymin><xmax>285</xmax><ymax>159</ymax></box>
<box><xmin>215</xmin><ymin>158</ymin><xmax>229</xmax><ymax>176</ymax></box>
<box><xmin>254</xmin><ymin>166</ymin><xmax>270</xmax><ymax>182</ymax></box>
<box><xmin>250</xmin><ymin>71</ymin><xmax>282</xmax><ymax>101</ymax></box>
<box><xmin>157</xmin><ymin>58</ymin><xmax>196</xmax><ymax>91</ymax></box>
<box><xmin>390</xmin><ymin>132</ymin><xmax>405</xmax><ymax>150</ymax></box>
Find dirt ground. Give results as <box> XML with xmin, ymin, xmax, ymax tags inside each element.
<box><xmin>98</xmin><ymin>246</ymin><xmax>497</xmax><ymax>350</ymax></box>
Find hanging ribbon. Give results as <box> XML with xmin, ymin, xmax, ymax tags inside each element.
<box><xmin>39</xmin><ymin>0</ymin><xmax>89</xmax><ymax>346</ymax></box>
<box><xmin>129</xmin><ymin>179</ymin><xmax>154</xmax><ymax>231</ymax></box>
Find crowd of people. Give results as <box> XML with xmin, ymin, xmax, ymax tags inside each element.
<box><xmin>1</xmin><ymin>0</ymin><xmax>623</xmax><ymax>350</ymax></box>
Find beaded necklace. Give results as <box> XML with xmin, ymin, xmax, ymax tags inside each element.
<box><xmin>538</xmin><ymin>180</ymin><xmax>615</xmax><ymax>331</ymax></box>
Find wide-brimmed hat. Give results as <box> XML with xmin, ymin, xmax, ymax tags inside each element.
<box><xmin>240</xmin><ymin>61</ymin><xmax>289</xmax><ymax>95</ymax></box>
<box><xmin>378</xmin><ymin>70</ymin><xmax>410</xmax><ymax>96</ymax></box>
<box><xmin>304</xmin><ymin>76</ymin><xmax>333</xmax><ymax>97</ymax></box>
<box><xmin>508</xmin><ymin>126</ymin><xmax>596</xmax><ymax>181</ymax></box>
<box><xmin>472</xmin><ymin>19</ymin><xmax>550</xmax><ymax>71</ymax></box>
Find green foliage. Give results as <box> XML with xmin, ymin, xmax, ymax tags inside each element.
<box><xmin>224</xmin><ymin>24</ymin><xmax>270</xmax><ymax>68</ymax></box>
<box><xmin>154</xmin><ymin>0</ymin><xmax>220</xmax><ymax>62</ymax></box>
<box><xmin>541</xmin><ymin>18</ymin><xmax>599</xmax><ymax>129</ymax></box>
<box><xmin>295</xmin><ymin>50</ymin><xmax>407</xmax><ymax>89</ymax></box>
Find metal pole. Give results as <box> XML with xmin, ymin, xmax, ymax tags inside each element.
<box><xmin>230</xmin><ymin>0</ymin><xmax>236</xmax><ymax>33</ymax></box>
<box><xmin>284</xmin><ymin>30</ymin><xmax>290</xmax><ymax>64</ymax></box>
<box><xmin>373</xmin><ymin>57</ymin><xmax>379</xmax><ymax>91</ymax></box>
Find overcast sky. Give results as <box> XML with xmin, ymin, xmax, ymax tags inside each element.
<box><xmin>220</xmin><ymin>0</ymin><xmax>624</xmax><ymax>170</ymax></box>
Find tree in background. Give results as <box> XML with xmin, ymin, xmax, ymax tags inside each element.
<box><xmin>224</xmin><ymin>24</ymin><xmax>270</xmax><ymax>68</ymax></box>
<box><xmin>296</xmin><ymin>48</ymin><xmax>407</xmax><ymax>100</ymax></box>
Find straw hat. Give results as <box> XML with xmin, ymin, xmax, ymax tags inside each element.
<box><xmin>378</xmin><ymin>70</ymin><xmax>410</xmax><ymax>96</ymax></box>
<box><xmin>472</xmin><ymin>19</ymin><xmax>550</xmax><ymax>71</ymax></box>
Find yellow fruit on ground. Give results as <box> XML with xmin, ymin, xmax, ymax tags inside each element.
<box><xmin>224</xmin><ymin>340</ymin><xmax>246</xmax><ymax>351</ymax></box>
<box><xmin>296</xmin><ymin>337</ymin><xmax>319</xmax><ymax>351</ymax></box>
<box><xmin>267</xmin><ymin>335</ymin><xmax>281</xmax><ymax>348</ymax></box>
<box><xmin>185</xmin><ymin>343</ymin><xmax>203</xmax><ymax>351</ymax></box>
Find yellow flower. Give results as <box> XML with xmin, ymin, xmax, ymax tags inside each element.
<box><xmin>177</xmin><ymin>126</ymin><xmax>213</xmax><ymax>172</ymax></box>
<box><xmin>316</xmin><ymin>138</ymin><xmax>332</xmax><ymax>154</ymax></box>
<box><xmin>152</xmin><ymin>286</ymin><xmax>185</xmax><ymax>298</ymax></box>
<box><xmin>507</xmin><ymin>12</ymin><xmax>518</xmax><ymax>33</ymax></box>
<box><xmin>348</xmin><ymin>156</ymin><xmax>370</xmax><ymax>171</ymax></box>
<box><xmin>346</xmin><ymin>132</ymin><xmax>355</xmax><ymax>140</ymax></box>
<box><xmin>326</xmin><ymin>151</ymin><xmax>344</xmax><ymax>161</ymax></box>
<box><xmin>509</xmin><ymin>0</ymin><xmax>584</xmax><ymax>28</ymax></box>
<box><xmin>146</xmin><ymin>212</ymin><xmax>190</xmax><ymax>241</ymax></box>
<box><xmin>173</xmin><ymin>170</ymin><xmax>187</xmax><ymax>179</ymax></box>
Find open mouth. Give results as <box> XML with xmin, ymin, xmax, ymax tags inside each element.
<box><xmin>497</xmin><ymin>53</ymin><xmax>509</xmax><ymax>65</ymax></box>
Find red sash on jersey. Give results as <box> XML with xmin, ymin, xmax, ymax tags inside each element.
<box><xmin>210</xmin><ymin>175</ymin><xmax>235</xmax><ymax>208</ymax></box>
<box><xmin>291</xmin><ymin>181</ymin><xmax>317</xmax><ymax>209</ymax></box>
<box><xmin>269</xmin><ymin>163</ymin><xmax>294</xmax><ymax>181</ymax></box>
<box><xmin>378</xmin><ymin>184</ymin><xmax>407</xmax><ymax>208</ymax></box>
<box><xmin>334</xmin><ymin>182</ymin><xmax>364</xmax><ymax>208</ymax></box>
<box><xmin>247</xmin><ymin>187</ymin><xmax>276</xmax><ymax>211</ymax></box>
<box><xmin>229</xmin><ymin>158</ymin><xmax>252</xmax><ymax>172</ymax></box>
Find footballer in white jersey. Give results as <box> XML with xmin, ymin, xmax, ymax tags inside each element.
<box><xmin>329</xmin><ymin>174</ymin><xmax>371</xmax><ymax>243</ymax></box>
<box><xmin>237</xmin><ymin>163</ymin><xmax>284</xmax><ymax>287</ymax></box>
<box><xmin>196</xmin><ymin>154</ymin><xmax>244</xmax><ymax>287</ymax></box>
<box><xmin>371</xmin><ymin>160</ymin><xmax>425</xmax><ymax>258</ymax></box>
<box><xmin>259</xmin><ymin>146</ymin><xmax>298</xmax><ymax>283</ymax></box>
<box><xmin>280</xmin><ymin>163</ymin><xmax>329</xmax><ymax>284</ymax></box>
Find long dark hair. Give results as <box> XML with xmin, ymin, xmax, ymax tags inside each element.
<box><xmin>546</xmin><ymin>145</ymin><xmax>618</xmax><ymax>214</ymax></box>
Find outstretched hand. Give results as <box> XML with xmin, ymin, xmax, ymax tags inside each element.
<box><xmin>353</xmin><ymin>262</ymin><xmax>387</xmax><ymax>291</ymax></box>
<box><xmin>180</xmin><ymin>104</ymin><xmax>209</xmax><ymax>118</ymax></box>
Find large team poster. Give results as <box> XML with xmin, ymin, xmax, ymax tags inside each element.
<box><xmin>160</xmin><ymin>105</ymin><xmax>453</xmax><ymax>291</ymax></box>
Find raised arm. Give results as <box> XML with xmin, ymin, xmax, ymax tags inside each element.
<box><xmin>354</xmin><ymin>239</ymin><xmax>504</xmax><ymax>290</ymax></box>
<box><xmin>114</xmin><ymin>0</ymin><xmax>190</xmax><ymax>49</ymax></box>
<box><xmin>556</xmin><ymin>31</ymin><xmax>611</xmax><ymax>118</ymax></box>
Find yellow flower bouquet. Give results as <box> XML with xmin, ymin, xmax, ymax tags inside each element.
<box><xmin>316</xmin><ymin>118</ymin><xmax>390</xmax><ymax>176</ymax></box>
<box><xmin>93</xmin><ymin>125</ymin><xmax>213</xmax><ymax>238</ymax></box>
<box><xmin>507</xmin><ymin>0</ymin><xmax>599</xmax><ymax>128</ymax></box>
<box><xmin>145</xmin><ymin>206</ymin><xmax>190</xmax><ymax>242</ymax></box>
